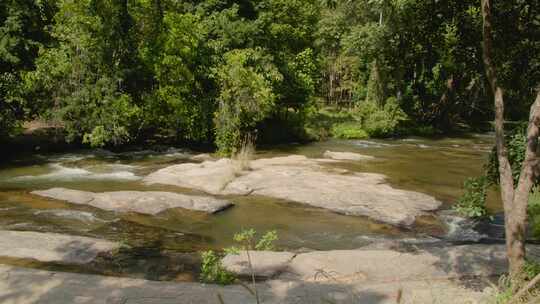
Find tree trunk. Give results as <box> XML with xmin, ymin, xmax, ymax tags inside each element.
<box><xmin>509</xmin><ymin>92</ymin><xmax>540</xmax><ymax>274</ymax></box>
<box><xmin>482</xmin><ymin>0</ymin><xmax>540</xmax><ymax>277</ymax></box>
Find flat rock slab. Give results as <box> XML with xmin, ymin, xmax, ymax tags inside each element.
<box><xmin>222</xmin><ymin>251</ymin><xmax>295</xmax><ymax>278</ymax></box>
<box><xmin>282</xmin><ymin>244</ymin><xmax>509</xmax><ymax>282</ymax></box>
<box><xmin>323</xmin><ymin>150</ymin><xmax>375</xmax><ymax>161</ymax></box>
<box><xmin>32</xmin><ymin>188</ymin><xmax>232</xmax><ymax>215</ymax></box>
<box><xmin>0</xmin><ymin>243</ymin><xmax>501</xmax><ymax>303</ymax></box>
<box><xmin>144</xmin><ymin>155</ymin><xmax>441</xmax><ymax>226</ymax></box>
<box><xmin>0</xmin><ymin>231</ymin><xmax>118</xmax><ymax>264</ymax></box>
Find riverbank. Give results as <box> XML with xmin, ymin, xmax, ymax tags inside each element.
<box><xmin>3</xmin><ymin>242</ymin><xmax>527</xmax><ymax>304</ymax></box>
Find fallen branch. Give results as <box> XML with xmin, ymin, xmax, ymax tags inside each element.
<box><xmin>510</xmin><ymin>273</ymin><xmax>540</xmax><ymax>303</ymax></box>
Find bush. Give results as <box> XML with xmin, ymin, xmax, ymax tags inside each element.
<box><xmin>453</xmin><ymin>176</ymin><xmax>489</xmax><ymax>218</ymax></box>
<box><xmin>492</xmin><ymin>260</ymin><xmax>540</xmax><ymax>304</ymax></box>
<box><xmin>331</xmin><ymin>122</ymin><xmax>368</xmax><ymax>139</ymax></box>
<box><xmin>200</xmin><ymin>250</ymin><xmax>236</xmax><ymax>285</ymax></box>
<box><xmin>215</xmin><ymin>48</ymin><xmax>283</xmax><ymax>155</ymax></box>
<box><xmin>485</xmin><ymin>123</ymin><xmax>539</xmax><ymax>187</ymax></box>
<box><xmin>303</xmin><ymin>106</ymin><xmax>356</xmax><ymax>140</ymax></box>
<box><xmin>357</xmin><ymin>97</ymin><xmax>408</xmax><ymax>138</ymax></box>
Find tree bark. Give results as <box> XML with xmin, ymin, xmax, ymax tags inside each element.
<box><xmin>482</xmin><ymin>0</ymin><xmax>540</xmax><ymax>277</ymax></box>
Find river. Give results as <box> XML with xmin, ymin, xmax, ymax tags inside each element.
<box><xmin>0</xmin><ymin>134</ymin><xmax>497</xmax><ymax>281</ymax></box>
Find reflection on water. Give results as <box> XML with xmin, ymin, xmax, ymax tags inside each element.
<box><xmin>0</xmin><ymin>134</ymin><xmax>495</xmax><ymax>280</ymax></box>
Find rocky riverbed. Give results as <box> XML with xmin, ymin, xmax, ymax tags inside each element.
<box><xmin>0</xmin><ymin>136</ymin><xmax>503</xmax><ymax>303</ymax></box>
<box><xmin>145</xmin><ymin>155</ymin><xmax>442</xmax><ymax>226</ymax></box>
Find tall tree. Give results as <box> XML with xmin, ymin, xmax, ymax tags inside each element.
<box><xmin>482</xmin><ymin>0</ymin><xmax>540</xmax><ymax>276</ymax></box>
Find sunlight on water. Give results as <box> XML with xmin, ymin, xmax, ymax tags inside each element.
<box><xmin>0</xmin><ymin>135</ymin><xmax>496</xmax><ymax>280</ymax></box>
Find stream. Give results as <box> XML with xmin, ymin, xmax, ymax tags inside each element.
<box><xmin>0</xmin><ymin>134</ymin><xmax>498</xmax><ymax>281</ymax></box>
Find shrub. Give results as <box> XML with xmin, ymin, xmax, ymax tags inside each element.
<box><xmin>492</xmin><ymin>260</ymin><xmax>540</xmax><ymax>304</ymax></box>
<box><xmin>215</xmin><ymin>48</ymin><xmax>283</xmax><ymax>155</ymax></box>
<box><xmin>453</xmin><ymin>176</ymin><xmax>489</xmax><ymax>218</ymax></box>
<box><xmin>200</xmin><ymin>250</ymin><xmax>236</xmax><ymax>285</ymax></box>
<box><xmin>331</xmin><ymin>122</ymin><xmax>369</xmax><ymax>139</ymax></box>
<box><xmin>485</xmin><ymin>123</ymin><xmax>539</xmax><ymax>187</ymax></box>
<box><xmin>357</xmin><ymin>97</ymin><xmax>408</xmax><ymax>137</ymax></box>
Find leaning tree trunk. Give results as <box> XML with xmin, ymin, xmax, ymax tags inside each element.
<box><xmin>482</xmin><ymin>0</ymin><xmax>540</xmax><ymax>277</ymax></box>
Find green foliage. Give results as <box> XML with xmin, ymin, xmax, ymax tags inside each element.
<box><xmin>331</xmin><ymin>122</ymin><xmax>368</xmax><ymax>139</ymax></box>
<box><xmin>25</xmin><ymin>0</ymin><xmax>143</xmax><ymax>147</ymax></box>
<box><xmin>303</xmin><ymin>101</ymin><xmax>407</xmax><ymax>140</ymax></box>
<box><xmin>200</xmin><ymin>229</ymin><xmax>278</xmax><ymax>285</ymax></box>
<box><xmin>227</xmin><ymin>229</ymin><xmax>279</xmax><ymax>254</ymax></box>
<box><xmin>492</xmin><ymin>260</ymin><xmax>540</xmax><ymax>304</ymax></box>
<box><xmin>303</xmin><ymin>107</ymin><xmax>356</xmax><ymax>140</ymax></box>
<box><xmin>3</xmin><ymin>0</ymin><xmax>539</xmax><ymax>149</ymax></box>
<box><xmin>453</xmin><ymin>176</ymin><xmax>488</xmax><ymax>218</ymax></box>
<box><xmin>147</xmin><ymin>11</ymin><xmax>214</xmax><ymax>142</ymax></box>
<box><xmin>486</xmin><ymin>124</ymin><xmax>533</xmax><ymax>187</ymax></box>
<box><xmin>357</xmin><ymin>97</ymin><xmax>408</xmax><ymax>137</ymax></box>
<box><xmin>215</xmin><ymin>48</ymin><xmax>282</xmax><ymax>155</ymax></box>
<box><xmin>523</xmin><ymin>260</ymin><xmax>540</xmax><ymax>281</ymax></box>
<box><xmin>200</xmin><ymin>250</ymin><xmax>236</xmax><ymax>285</ymax></box>
<box><xmin>527</xmin><ymin>189</ymin><xmax>540</xmax><ymax>239</ymax></box>
<box><xmin>0</xmin><ymin>0</ymin><xmax>53</xmax><ymax>139</ymax></box>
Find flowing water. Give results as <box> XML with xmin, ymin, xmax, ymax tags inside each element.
<box><xmin>0</xmin><ymin>134</ymin><xmax>497</xmax><ymax>281</ymax></box>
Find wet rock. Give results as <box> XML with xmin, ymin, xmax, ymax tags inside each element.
<box><xmin>34</xmin><ymin>209</ymin><xmax>107</xmax><ymax>223</ymax></box>
<box><xmin>144</xmin><ymin>155</ymin><xmax>441</xmax><ymax>226</ymax></box>
<box><xmin>222</xmin><ymin>251</ymin><xmax>295</xmax><ymax>278</ymax></box>
<box><xmin>323</xmin><ymin>151</ymin><xmax>375</xmax><ymax>161</ymax></box>
<box><xmin>0</xmin><ymin>230</ymin><xmax>118</xmax><ymax>264</ymax></box>
<box><xmin>191</xmin><ymin>153</ymin><xmax>215</xmax><ymax>162</ymax></box>
<box><xmin>32</xmin><ymin>188</ymin><xmax>233</xmax><ymax>215</ymax></box>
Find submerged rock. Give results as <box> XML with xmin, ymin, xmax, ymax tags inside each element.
<box><xmin>32</xmin><ymin>188</ymin><xmax>233</xmax><ymax>215</ymax></box>
<box><xmin>323</xmin><ymin>151</ymin><xmax>375</xmax><ymax>161</ymax></box>
<box><xmin>144</xmin><ymin>155</ymin><xmax>441</xmax><ymax>226</ymax></box>
<box><xmin>0</xmin><ymin>230</ymin><xmax>118</xmax><ymax>264</ymax></box>
<box><xmin>222</xmin><ymin>251</ymin><xmax>295</xmax><ymax>278</ymax></box>
<box><xmin>191</xmin><ymin>153</ymin><xmax>215</xmax><ymax>162</ymax></box>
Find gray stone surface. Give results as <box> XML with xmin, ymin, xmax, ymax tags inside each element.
<box><xmin>32</xmin><ymin>188</ymin><xmax>233</xmax><ymax>215</ymax></box>
<box><xmin>0</xmin><ymin>243</ymin><xmax>517</xmax><ymax>303</ymax></box>
<box><xmin>0</xmin><ymin>230</ymin><xmax>118</xmax><ymax>264</ymax></box>
<box><xmin>144</xmin><ymin>155</ymin><xmax>441</xmax><ymax>226</ymax></box>
<box><xmin>282</xmin><ymin>244</ymin><xmax>508</xmax><ymax>282</ymax></box>
<box><xmin>144</xmin><ymin>158</ymin><xmax>238</xmax><ymax>195</ymax></box>
<box><xmin>323</xmin><ymin>150</ymin><xmax>375</xmax><ymax>161</ymax></box>
<box><xmin>222</xmin><ymin>251</ymin><xmax>295</xmax><ymax>278</ymax></box>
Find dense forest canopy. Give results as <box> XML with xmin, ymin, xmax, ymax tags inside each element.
<box><xmin>1</xmin><ymin>0</ymin><xmax>539</xmax><ymax>153</ymax></box>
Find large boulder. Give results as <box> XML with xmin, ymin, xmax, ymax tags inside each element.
<box><xmin>144</xmin><ymin>158</ymin><xmax>239</xmax><ymax>195</ymax></box>
<box><xmin>221</xmin><ymin>251</ymin><xmax>295</xmax><ymax>278</ymax></box>
<box><xmin>32</xmin><ymin>188</ymin><xmax>233</xmax><ymax>215</ymax></box>
<box><xmin>144</xmin><ymin>155</ymin><xmax>441</xmax><ymax>226</ymax></box>
<box><xmin>0</xmin><ymin>230</ymin><xmax>118</xmax><ymax>264</ymax></box>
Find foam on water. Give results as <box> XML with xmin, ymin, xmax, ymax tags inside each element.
<box><xmin>351</xmin><ymin>140</ymin><xmax>396</xmax><ymax>148</ymax></box>
<box><xmin>12</xmin><ymin>163</ymin><xmax>141</xmax><ymax>182</ymax></box>
<box><xmin>41</xmin><ymin>153</ymin><xmax>94</xmax><ymax>163</ymax></box>
<box><xmin>441</xmin><ymin>212</ymin><xmax>486</xmax><ymax>242</ymax></box>
<box><xmin>34</xmin><ymin>209</ymin><xmax>108</xmax><ymax>223</ymax></box>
